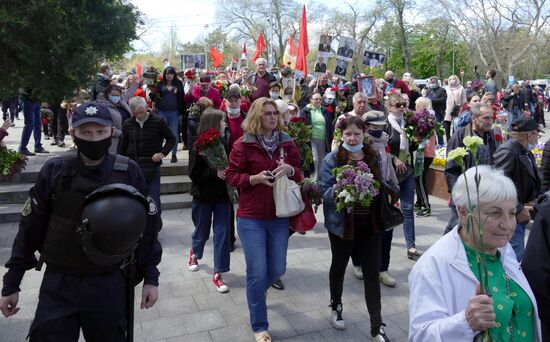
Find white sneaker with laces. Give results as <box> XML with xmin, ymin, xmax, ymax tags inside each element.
<box><xmin>379</xmin><ymin>271</ymin><xmax>397</xmax><ymax>287</ymax></box>
<box><xmin>330</xmin><ymin>303</ymin><xmax>345</xmax><ymax>330</ymax></box>
<box><xmin>371</xmin><ymin>323</ymin><xmax>390</xmax><ymax>341</ymax></box>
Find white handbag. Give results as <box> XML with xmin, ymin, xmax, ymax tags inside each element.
<box><xmin>274</xmin><ymin>174</ymin><xmax>305</xmax><ymax>217</ymax></box>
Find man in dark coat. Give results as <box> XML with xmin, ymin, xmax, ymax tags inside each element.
<box><xmin>493</xmin><ymin>118</ymin><xmax>542</xmax><ymax>261</ymax></box>
<box><xmin>444</xmin><ymin>103</ymin><xmax>497</xmax><ymax>234</ymax></box>
<box><xmin>523</xmin><ymin>191</ymin><xmax>550</xmax><ymax>341</ymax></box>
<box><xmin>426</xmin><ymin>76</ymin><xmax>448</xmax><ymax>145</ymax></box>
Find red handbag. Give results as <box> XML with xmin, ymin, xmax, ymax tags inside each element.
<box><xmin>290</xmin><ymin>198</ymin><xmax>317</xmax><ymax>233</ymax></box>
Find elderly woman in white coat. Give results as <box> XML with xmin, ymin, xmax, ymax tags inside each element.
<box><xmin>408</xmin><ymin>166</ymin><xmax>541</xmax><ymax>341</ymax></box>
<box><xmin>443</xmin><ymin>75</ymin><xmax>467</xmax><ymax>141</ymax></box>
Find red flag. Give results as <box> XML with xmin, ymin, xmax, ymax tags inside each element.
<box><xmin>253</xmin><ymin>32</ymin><xmax>266</xmax><ymax>62</ymax></box>
<box><xmin>295</xmin><ymin>5</ymin><xmax>309</xmax><ymax>75</ymax></box>
<box><xmin>136</xmin><ymin>63</ymin><xmax>142</xmax><ymax>76</ymax></box>
<box><xmin>210</xmin><ymin>48</ymin><xmax>224</xmax><ymax>68</ymax></box>
<box><xmin>289</xmin><ymin>36</ymin><xmax>297</xmax><ymax>56</ymax></box>
<box><xmin>242</xmin><ymin>42</ymin><xmax>247</xmax><ymax>60</ymax></box>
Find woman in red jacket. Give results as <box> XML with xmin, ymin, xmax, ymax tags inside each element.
<box><xmin>226</xmin><ymin>97</ymin><xmax>302</xmax><ymax>342</ymax></box>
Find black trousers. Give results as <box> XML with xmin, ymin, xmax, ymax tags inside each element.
<box><xmin>414</xmin><ymin>157</ymin><xmax>434</xmax><ymax>209</ymax></box>
<box><xmin>328</xmin><ymin>221</ymin><xmax>382</xmax><ymax>330</ymax></box>
<box><xmin>29</xmin><ymin>268</ymin><xmax>126</xmax><ymax>342</ymax></box>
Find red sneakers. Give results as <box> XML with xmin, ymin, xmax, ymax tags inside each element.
<box><xmin>212</xmin><ymin>272</ymin><xmax>229</xmax><ymax>293</ymax></box>
<box><xmin>188</xmin><ymin>249</ymin><xmax>199</xmax><ymax>272</ymax></box>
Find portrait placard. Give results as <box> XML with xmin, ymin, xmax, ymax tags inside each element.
<box><xmin>358</xmin><ymin>76</ymin><xmax>377</xmax><ymax>99</ymax></box>
<box><xmin>334</xmin><ymin>59</ymin><xmax>349</xmax><ymax>78</ymax></box>
<box><xmin>336</xmin><ymin>37</ymin><xmax>355</xmax><ymax>61</ymax></box>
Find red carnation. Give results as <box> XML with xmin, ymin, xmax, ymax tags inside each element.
<box><xmin>495</xmin><ymin>133</ymin><xmax>503</xmax><ymax>142</ymax></box>
<box><xmin>290</xmin><ymin>117</ymin><xmax>306</xmax><ymax>124</ymax></box>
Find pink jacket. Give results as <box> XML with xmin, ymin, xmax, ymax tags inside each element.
<box><xmin>185</xmin><ymin>85</ymin><xmax>222</xmax><ymax>109</ymax></box>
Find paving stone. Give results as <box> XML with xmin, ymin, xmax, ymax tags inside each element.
<box><xmin>140</xmin><ymin>316</ymin><xmax>188</xmax><ymax>341</ymax></box>
<box><xmin>208</xmin><ymin>324</ymin><xmax>254</xmax><ymax>342</ymax></box>
<box><xmin>285</xmin><ymin>309</ymin><xmax>331</xmax><ymax>335</ymax></box>
<box><xmin>166</xmin><ymin>332</ymin><xmax>212</xmax><ymax>342</ymax></box>
<box><xmin>180</xmin><ymin>310</ymin><xmax>226</xmax><ymax>334</ymax></box>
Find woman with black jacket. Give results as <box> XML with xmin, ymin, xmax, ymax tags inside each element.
<box><xmin>187</xmin><ymin>109</ymin><xmax>232</xmax><ymax>293</ymax></box>
<box><xmin>384</xmin><ymin>94</ymin><xmax>422</xmax><ymax>262</ymax></box>
<box><xmin>119</xmin><ymin>96</ymin><xmax>176</xmax><ymax>209</ymax></box>
<box><xmin>152</xmin><ymin>66</ymin><xmax>185</xmax><ymax>162</ymax></box>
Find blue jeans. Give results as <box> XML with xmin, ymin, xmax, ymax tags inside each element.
<box><xmin>399</xmin><ymin>174</ymin><xmax>416</xmax><ymax>249</ymax></box>
<box><xmin>509</xmin><ymin>223</ymin><xmax>526</xmax><ymax>262</ymax></box>
<box><xmin>191</xmin><ymin>202</ymin><xmax>231</xmax><ymax>273</ymax></box>
<box><xmin>237</xmin><ymin>217</ymin><xmax>290</xmax><ymax>332</ymax></box>
<box><xmin>159</xmin><ymin>110</ymin><xmax>179</xmax><ymax>156</ymax></box>
<box><xmin>147</xmin><ymin>167</ymin><xmax>161</xmax><ymax>213</ymax></box>
<box><xmin>20</xmin><ymin>104</ymin><xmax>43</xmax><ymax>151</ymax></box>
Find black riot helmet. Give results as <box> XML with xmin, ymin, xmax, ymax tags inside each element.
<box><xmin>78</xmin><ymin>183</ymin><xmax>149</xmax><ymax>266</ymax></box>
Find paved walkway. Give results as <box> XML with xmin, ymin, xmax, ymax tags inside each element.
<box><xmin>0</xmin><ymin>112</ymin><xmax>547</xmax><ymax>341</ymax></box>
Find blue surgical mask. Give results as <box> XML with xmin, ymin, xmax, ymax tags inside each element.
<box><xmin>343</xmin><ymin>142</ymin><xmax>364</xmax><ymax>153</ymax></box>
<box><xmin>270</xmin><ymin>92</ymin><xmax>280</xmax><ymax>99</ymax></box>
<box><xmin>369</xmin><ymin>130</ymin><xmax>383</xmax><ymax>138</ymax></box>
<box><xmin>325</xmin><ymin>98</ymin><xmax>335</xmax><ymax>104</ymax></box>
<box><xmin>109</xmin><ymin>95</ymin><xmax>121</xmax><ymax>104</ymax></box>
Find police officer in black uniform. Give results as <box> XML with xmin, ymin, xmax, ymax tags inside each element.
<box><xmin>0</xmin><ymin>101</ymin><xmax>162</xmax><ymax>341</ymax></box>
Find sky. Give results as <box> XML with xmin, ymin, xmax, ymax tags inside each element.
<box><xmin>130</xmin><ymin>0</ymin><xmax>217</xmax><ymax>53</ymax></box>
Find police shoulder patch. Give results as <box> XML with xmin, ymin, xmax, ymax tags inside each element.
<box><xmin>146</xmin><ymin>196</ymin><xmax>157</xmax><ymax>215</ymax></box>
<box><xmin>21</xmin><ymin>197</ymin><xmax>32</xmax><ymax>216</ymax></box>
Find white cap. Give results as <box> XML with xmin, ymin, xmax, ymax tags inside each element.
<box><xmin>275</xmin><ymin>99</ymin><xmax>289</xmax><ymax>113</ymax></box>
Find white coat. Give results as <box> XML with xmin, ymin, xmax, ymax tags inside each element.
<box><xmin>408</xmin><ymin>226</ymin><xmax>542</xmax><ymax>341</ymax></box>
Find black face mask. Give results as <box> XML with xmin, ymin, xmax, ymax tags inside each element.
<box><xmin>386</xmin><ymin>78</ymin><xmax>394</xmax><ymax>84</ymax></box>
<box><xmin>369</xmin><ymin>130</ymin><xmax>383</xmax><ymax>138</ymax></box>
<box><xmin>74</xmin><ymin>136</ymin><xmax>111</xmax><ymax>161</ymax></box>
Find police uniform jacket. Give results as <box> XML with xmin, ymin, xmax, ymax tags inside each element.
<box><xmin>1</xmin><ymin>153</ymin><xmax>162</xmax><ymax>296</ymax></box>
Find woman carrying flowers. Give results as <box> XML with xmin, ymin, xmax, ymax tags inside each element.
<box><xmin>319</xmin><ymin>116</ymin><xmax>390</xmax><ymax>341</ymax></box>
<box><xmin>226</xmin><ymin>97</ymin><xmax>302</xmax><ymax>342</ymax></box>
<box><xmin>384</xmin><ymin>94</ymin><xmax>422</xmax><ymax>261</ymax></box>
<box><xmin>187</xmin><ymin>109</ymin><xmax>232</xmax><ymax>293</ymax></box>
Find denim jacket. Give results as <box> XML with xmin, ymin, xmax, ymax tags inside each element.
<box><xmin>319</xmin><ymin>150</ymin><xmax>345</xmax><ymax>236</ymax></box>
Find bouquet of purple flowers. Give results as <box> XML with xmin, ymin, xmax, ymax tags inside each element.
<box><xmin>333</xmin><ymin>161</ymin><xmax>380</xmax><ymax>213</ymax></box>
<box><xmin>404</xmin><ymin>109</ymin><xmax>443</xmax><ymax>176</ymax></box>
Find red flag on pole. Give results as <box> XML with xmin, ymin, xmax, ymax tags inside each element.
<box><xmin>136</xmin><ymin>63</ymin><xmax>142</xmax><ymax>76</ymax></box>
<box><xmin>253</xmin><ymin>32</ymin><xmax>266</xmax><ymax>62</ymax></box>
<box><xmin>289</xmin><ymin>36</ymin><xmax>297</xmax><ymax>56</ymax></box>
<box><xmin>210</xmin><ymin>48</ymin><xmax>224</xmax><ymax>68</ymax></box>
<box><xmin>295</xmin><ymin>5</ymin><xmax>309</xmax><ymax>75</ymax></box>
<box><xmin>242</xmin><ymin>43</ymin><xmax>247</xmax><ymax>60</ymax></box>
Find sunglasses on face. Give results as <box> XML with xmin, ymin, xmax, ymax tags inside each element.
<box><xmin>393</xmin><ymin>102</ymin><xmax>407</xmax><ymax>108</ymax></box>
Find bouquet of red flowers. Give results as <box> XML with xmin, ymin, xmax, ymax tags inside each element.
<box><xmin>194</xmin><ymin>128</ymin><xmax>239</xmax><ymax>203</ymax></box>
<box><xmin>404</xmin><ymin>109</ymin><xmax>443</xmax><ymax>176</ymax></box>
<box><xmin>286</xmin><ymin>117</ymin><xmax>313</xmax><ymax>172</ymax></box>
<box><xmin>214</xmin><ymin>80</ymin><xmax>230</xmax><ymax>98</ymax></box>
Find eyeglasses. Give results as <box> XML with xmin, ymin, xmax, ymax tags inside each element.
<box><xmin>393</xmin><ymin>103</ymin><xmax>407</xmax><ymax>108</ymax></box>
<box><xmin>263</xmin><ymin>111</ymin><xmax>280</xmax><ymax>117</ymax></box>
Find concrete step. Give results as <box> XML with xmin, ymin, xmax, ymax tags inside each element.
<box><xmin>0</xmin><ymin>193</ymin><xmax>194</xmax><ymax>224</ymax></box>
<box><xmin>160</xmin><ymin>175</ymin><xmax>192</xmax><ymax>194</ymax></box>
<box><xmin>0</xmin><ymin>183</ymin><xmax>33</xmax><ymax>204</ymax></box>
<box><xmin>0</xmin><ymin>175</ymin><xmax>192</xmax><ymax>205</ymax></box>
<box><xmin>2</xmin><ymin>160</ymin><xmax>189</xmax><ymax>184</ymax></box>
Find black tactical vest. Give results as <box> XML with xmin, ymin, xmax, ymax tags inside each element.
<box><xmin>41</xmin><ymin>151</ymin><xmax>131</xmax><ymax>274</ymax></box>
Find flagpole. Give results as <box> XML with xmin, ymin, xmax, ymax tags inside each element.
<box><xmin>204</xmin><ymin>24</ymin><xmax>209</xmax><ymax>72</ymax></box>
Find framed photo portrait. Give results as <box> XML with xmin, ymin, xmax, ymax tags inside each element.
<box><xmin>336</xmin><ymin>37</ymin><xmax>355</xmax><ymax>61</ymax></box>
<box><xmin>318</xmin><ymin>35</ymin><xmax>332</xmax><ymax>55</ymax></box>
<box><xmin>281</xmin><ymin>77</ymin><xmax>296</xmax><ymax>101</ymax></box>
<box><xmin>314</xmin><ymin>56</ymin><xmax>328</xmax><ymax>74</ymax></box>
<box><xmin>358</xmin><ymin>76</ymin><xmax>376</xmax><ymax>99</ymax></box>
<box><xmin>334</xmin><ymin>59</ymin><xmax>349</xmax><ymax>78</ymax></box>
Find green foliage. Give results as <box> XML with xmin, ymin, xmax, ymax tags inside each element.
<box><xmin>0</xmin><ymin>0</ymin><xmax>141</xmax><ymax>103</ymax></box>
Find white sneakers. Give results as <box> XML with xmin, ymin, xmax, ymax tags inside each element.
<box><xmin>379</xmin><ymin>271</ymin><xmax>397</xmax><ymax>287</ymax></box>
<box><xmin>330</xmin><ymin>303</ymin><xmax>345</xmax><ymax>330</ymax></box>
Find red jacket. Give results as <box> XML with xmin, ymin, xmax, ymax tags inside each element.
<box><xmin>185</xmin><ymin>85</ymin><xmax>222</xmax><ymax>109</ymax></box>
<box><xmin>226</xmin><ymin>132</ymin><xmax>303</xmax><ymax>219</ymax></box>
